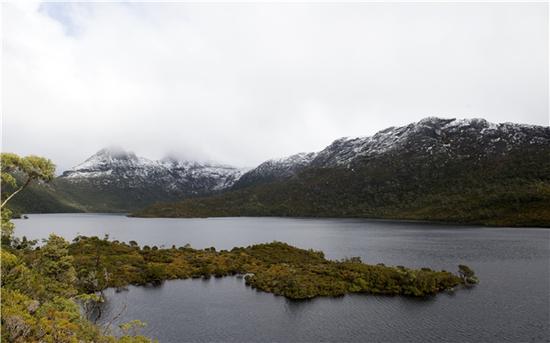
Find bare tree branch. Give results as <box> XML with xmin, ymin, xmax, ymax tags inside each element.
<box><xmin>102</xmin><ymin>300</ymin><xmax>128</xmax><ymax>336</ymax></box>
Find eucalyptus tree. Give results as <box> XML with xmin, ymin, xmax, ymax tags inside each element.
<box><xmin>1</xmin><ymin>153</ymin><xmax>55</xmax><ymax>241</ymax></box>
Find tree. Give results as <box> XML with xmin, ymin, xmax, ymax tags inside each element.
<box><xmin>1</xmin><ymin>207</ymin><xmax>15</xmax><ymax>244</ymax></box>
<box><xmin>1</xmin><ymin>153</ymin><xmax>55</xmax><ymax>210</ymax></box>
<box><xmin>0</xmin><ymin>153</ymin><xmax>155</xmax><ymax>342</ymax></box>
<box><xmin>1</xmin><ymin>153</ymin><xmax>55</xmax><ymax>243</ymax></box>
<box><xmin>31</xmin><ymin>234</ymin><xmax>78</xmax><ymax>299</ymax></box>
<box><xmin>458</xmin><ymin>264</ymin><xmax>479</xmax><ymax>285</ymax></box>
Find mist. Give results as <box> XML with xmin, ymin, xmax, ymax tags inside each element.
<box><xmin>2</xmin><ymin>2</ymin><xmax>548</xmax><ymax>172</ymax></box>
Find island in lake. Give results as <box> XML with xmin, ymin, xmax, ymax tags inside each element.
<box><xmin>1</xmin><ymin>230</ymin><xmax>478</xmax><ymax>342</ymax></box>
<box><xmin>67</xmin><ymin>236</ymin><xmax>478</xmax><ymax>299</ymax></box>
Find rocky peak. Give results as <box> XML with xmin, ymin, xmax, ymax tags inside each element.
<box><xmin>232</xmin><ymin>152</ymin><xmax>318</xmax><ymax>189</ymax></box>
<box><xmin>312</xmin><ymin>117</ymin><xmax>550</xmax><ymax>168</ymax></box>
<box><xmin>263</xmin><ymin>152</ymin><xmax>318</xmax><ymax>169</ymax></box>
<box><xmin>60</xmin><ymin>147</ymin><xmax>246</xmax><ymax>196</ymax></box>
<box><xmin>61</xmin><ymin>147</ymin><xmax>155</xmax><ymax>179</ymax></box>
<box><xmin>94</xmin><ymin>146</ymin><xmax>138</xmax><ymax>160</ymax></box>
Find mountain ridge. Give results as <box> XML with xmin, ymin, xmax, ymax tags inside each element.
<box><xmin>227</xmin><ymin>117</ymin><xmax>549</xmax><ymax>190</ymax></box>
<box><xmin>9</xmin><ymin>116</ymin><xmax>550</xmax><ymax>226</ymax></box>
<box><xmin>132</xmin><ymin>117</ymin><xmax>550</xmax><ymax>227</ymax></box>
<box><xmin>232</xmin><ymin>152</ymin><xmax>318</xmax><ymax>189</ymax></box>
<box><xmin>9</xmin><ymin>147</ymin><xmax>248</xmax><ymax>213</ymax></box>
<box><xmin>60</xmin><ymin>146</ymin><xmax>246</xmax><ymax>193</ymax></box>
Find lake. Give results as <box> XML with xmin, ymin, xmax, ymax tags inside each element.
<box><xmin>13</xmin><ymin>214</ymin><xmax>550</xmax><ymax>342</ymax></box>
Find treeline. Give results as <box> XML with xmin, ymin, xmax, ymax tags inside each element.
<box><xmin>134</xmin><ymin>148</ymin><xmax>550</xmax><ymax>227</ymax></box>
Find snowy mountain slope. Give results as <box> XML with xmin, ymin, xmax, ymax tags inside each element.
<box><xmin>311</xmin><ymin>117</ymin><xmax>550</xmax><ymax>168</ymax></box>
<box><xmin>11</xmin><ymin>147</ymin><xmax>248</xmax><ymax>212</ymax></box>
<box><xmin>60</xmin><ymin>147</ymin><xmax>245</xmax><ymax>194</ymax></box>
<box><xmin>232</xmin><ymin>117</ymin><xmax>550</xmax><ymax>189</ymax></box>
<box><xmin>134</xmin><ymin>117</ymin><xmax>550</xmax><ymax>226</ymax></box>
<box><xmin>12</xmin><ymin>117</ymin><xmax>550</xmax><ymax>218</ymax></box>
<box><xmin>232</xmin><ymin>152</ymin><xmax>317</xmax><ymax>189</ymax></box>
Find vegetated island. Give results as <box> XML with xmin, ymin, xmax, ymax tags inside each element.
<box><xmin>0</xmin><ymin>151</ymin><xmax>481</xmax><ymax>342</ymax></box>
<box><xmin>1</xmin><ymin>234</ymin><xmax>480</xmax><ymax>343</ymax></box>
<box><xmin>67</xmin><ymin>236</ymin><xmax>476</xmax><ymax>299</ymax></box>
<box><xmin>2</xmin><ymin>233</ymin><xmax>478</xmax><ymax>342</ymax></box>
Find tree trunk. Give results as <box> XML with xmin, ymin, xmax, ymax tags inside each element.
<box><xmin>0</xmin><ymin>177</ymin><xmax>33</xmax><ymax>209</ymax></box>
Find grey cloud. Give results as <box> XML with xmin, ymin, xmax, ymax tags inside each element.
<box><xmin>2</xmin><ymin>2</ymin><xmax>548</xmax><ymax>172</ymax></box>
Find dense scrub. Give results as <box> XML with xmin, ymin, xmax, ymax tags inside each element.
<box><xmin>1</xmin><ymin>236</ymin><xmax>154</xmax><ymax>343</ymax></box>
<box><xmin>1</xmin><ymin>233</ymin><xmax>476</xmax><ymax>342</ymax></box>
<box><xmin>0</xmin><ymin>152</ymin><xmax>153</xmax><ymax>342</ymax></box>
<box><xmin>134</xmin><ymin>149</ymin><xmax>550</xmax><ymax>227</ymax></box>
<box><xmin>68</xmin><ymin>236</ymin><xmax>471</xmax><ymax>299</ymax></box>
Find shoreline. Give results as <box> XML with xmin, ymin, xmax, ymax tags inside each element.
<box><xmin>15</xmin><ymin>211</ymin><xmax>550</xmax><ymax>229</ymax></box>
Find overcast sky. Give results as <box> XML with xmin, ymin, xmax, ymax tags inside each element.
<box><xmin>2</xmin><ymin>2</ymin><xmax>548</xmax><ymax>172</ymax></box>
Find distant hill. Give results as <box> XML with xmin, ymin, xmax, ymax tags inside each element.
<box><xmin>133</xmin><ymin>117</ymin><xmax>550</xmax><ymax>227</ymax></box>
<box><xmin>231</xmin><ymin>152</ymin><xmax>317</xmax><ymax>190</ymax></box>
<box><xmin>6</xmin><ymin>180</ymin><xmax>84</xmax><ymax>215</ymax></box>
<box><xmin>9</xmin><ymin>147</ymin><xmax>247</xmax><ymax>213</ymax></box>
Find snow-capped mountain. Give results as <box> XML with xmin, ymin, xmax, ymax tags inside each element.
<box><xmin>13</xmin><ymin>117</ymin><xmax>549</xmax><ymax>217</ymax></box>
<box><xmin>51</xmin><ymin>147</ymin><xmax>247</xmax><ymax>212</ymax></box>
<box><xmin>58</xmin><ymin>118</ymin><xmax>550</xmax><ymax>197</ymax></box>
<box><xmin>135</xmin><ymin>117</ymin><xmax>550</xmax><ymax>227</ymax></box>
<box><xmin>62</xmin><ymin>148</ymin><xmax>163</xmax><ymax>183</ymax></box>
<box><xmin>158</xmin><ymin>156</ymin><xmax>246</xmax><ymax>192</ymax></box>
<box><xmin>228</xmin><ymin>117</ymin><xmax>550</xmax><ymax>189</ymax></box>
<box><xmin>61</xmin><ymin>147</ymin><xmax>245</xmax><ymax>193</ymax></box>
<box><xmin>311</xmin><ymin>117</ymin><xmax>550</xmax><ymax>168</ymax></box>
<box><xmin>232</xmin><ymin>152</ymin><xmax>317</xmax><ymax>189</ymax></box>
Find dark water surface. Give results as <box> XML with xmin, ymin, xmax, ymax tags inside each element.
<box><xmin>14</xmin><ymin>214</ymin><xmax>550</xmax><ymax>342</ymax></box>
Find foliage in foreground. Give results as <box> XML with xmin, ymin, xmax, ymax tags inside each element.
<box><xmin>1</xmin><ymin>236</ymin><xmax>155</xmax><ymax>343</ymax></box>
<box><xmin>1</xmin><ymin>234</ymin><xmax>478</xmax><ymax>342</ymax></box>
<box><xmin>0</xmin><ymin>152</ymin><xmax>478</xmax><ymax>341</ymax></box>
<box><xmin>1</xmin><ymin>152</ymin><xmax>155</xmax><ymax>342</ymax></box>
